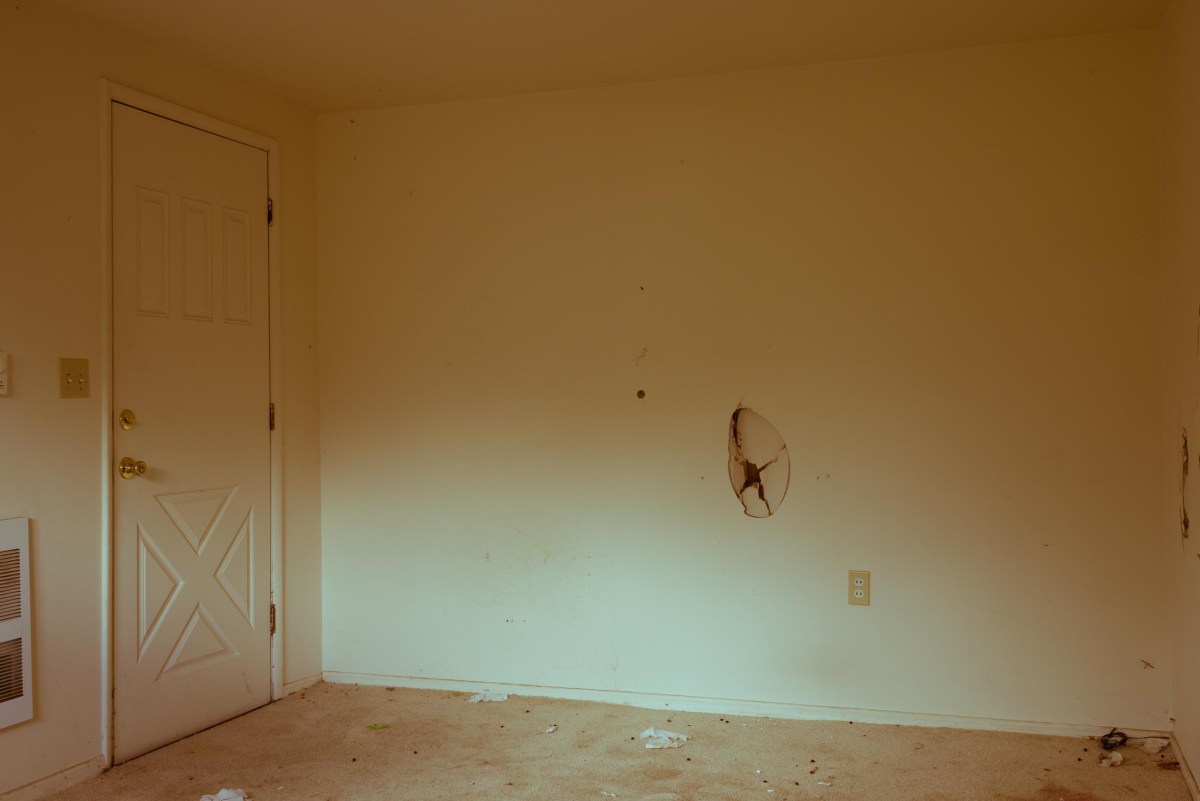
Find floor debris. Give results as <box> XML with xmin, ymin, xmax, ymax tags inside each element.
<box><xmin>639</xmin><ymin>727</ymin><xmax>689</xmax><ymax>749</ymax></box>
<box><xmin>43</xmin><ymin>683</ymin><xmax>1197</xmax><ymax>801</ymax></box>
<box><xmin>366</xmin><ymin>723</ymin><xmax>390</xmax><ymax>730</ymax></box>
<box><xmin>1138</xmin><ymin>737</ymin><xmax>1171</xmax><ymax>755</ymax></box>
<box><xmin>1100</xmin><ymin>751</ymin><xmax>1124</xmax><ymax>767</ymax></box>
<box><xmin>467</xmin><ymin>692</ymin><xmax>509</xmax><ymax>703</ymax></box>
<box><xmin>542</xmin><ymin>724</ymin><xmax>559</xmax><ymax>734</ymax></box>
<box><xmin>1099</xmin><ymin>729</ymin><xmax>1128</xmax><ymax>750</ymax></box>
<box><xmin>200</xmin><ymin>791</ymin><xmax>247</xmax><ymax>801</ymax></box>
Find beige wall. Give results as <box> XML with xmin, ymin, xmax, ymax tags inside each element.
<box><xmin>1161</xmin><ymin>0</ymin><xmax>1200</xmax><ymax>778</ymax></box>
<box><xmin>0</xmin><ymin>4</ymin><xmax>1174</xmax><ymax>794</ymax></box>
<box><xmin>318</xmin><ymin>32</ymin><xmax>1167</xmax><ymax>729</ymax></box>
<box><xmin>0</xmin><ymin>1</ymin><xmax>320</xmax><ymax>795</ymax></box>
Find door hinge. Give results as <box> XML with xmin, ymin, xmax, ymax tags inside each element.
<box><xmin>270</xmin><ymin>603</ymin><xmax>277</xmax><ymax>636</ymax></box>
<box><xmin>269</xmin><ymin>402</ymin><xmax>275</xmax><ymax>431</ymax></box>
<box><xmin>267</xmin><ymin>198</ymin><xmax>274</xmax><ymax>226</ymax></box>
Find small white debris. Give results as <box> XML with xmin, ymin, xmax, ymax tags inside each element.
<box><xmin>639</xmin><ymin>727</ymin><xmax>689</xmax><ymax>749</ymax></box>
<box><xmin>1140</xmin><ymin>737</ymin><xmax>1170</xmax><ymax>755</ymax></box>
<box><xmin>467</xmin><ymin>691</ymin><xmax>509</xmax><ymax>703</ymax></box>
<box><xmin>817</xmin><ymin>780</ymin><xmax>832</xmax><ymax>787</ymax></box>
<box><xmin>755</xmin><ymin>769</ymin><xmax>761</xmax><ymax>774</ymax></box>
<box><xmin>767</xmin><ymin>789</ymin><xmax>775</xmax><ymax>793</ymax></box>
<box><xmin>601</xmin><ymin>793</ymin><xmax>617</xmax><ymax>798</ymax></box>
<box><xmin>200</xmin><ymin>791</ymin><xmax>247</xmax><ymax>801</ymax></box>
<box><xmin>1100</xmin><ymin>751</ymin><xmax>1124</xmax><ymax>767</ymax></box>
<box><xmin>543</xmin><ymin>724</ymin><xmax>559</xmax><ymax>734</ymax></box>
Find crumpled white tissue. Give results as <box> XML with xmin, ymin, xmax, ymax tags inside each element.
<box><xmin>467</xmin><ymin>691</ymin><xmax>509</xmax><ymax>703</ymax></box>
<box><xmin>639</xmin><ymin>727</ymin><xmax>689</xmax><ymax>749</ymax></box>
<box><xmin>1140</xmin><ymin>737</ymin><xmax>1170</xmax><ymax>755</ymax></box>
<box><xmin>200</xmin><ymin>790</ymin><xmax>247</xmax><ymax>801</ymax></box>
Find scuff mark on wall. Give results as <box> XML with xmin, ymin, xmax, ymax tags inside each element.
<box><xmin>633</xmin><ymin>347</ymin><xmax>649</xmax><ymax>366</ymax></box>
<box><xmin>508</xmin><ymin>525</ymin><xmax>552</xmax><ymax>564</ymax></box>
<box><xmin>1181</xmin><ymin>428</ymin><xmax>1190</xmax><ymax>545</ymax></box>
<box><xmin>727</xmin><ymin>405</ymin><xmax>790</xmax><ymax>518</ymax></box>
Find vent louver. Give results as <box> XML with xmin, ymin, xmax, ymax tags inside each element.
<box><xmin>0</xmin><ymin>518</ymin><xmax>31</xmax><ymax>729</ymax></box>
<box><xmin>0</xmin><ymin>548</ymin><xmax>19</xmax><ymax>621</ymax></box>
<box><xmin>0</xmin><ymin>638</ymin><xmax>21</xmax><ymax>704</ymax></box>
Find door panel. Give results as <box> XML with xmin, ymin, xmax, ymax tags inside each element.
<box><xmin>112</xmin><ymin>102</ymin><xmax>271</xmax><ymax>762</ymax></box>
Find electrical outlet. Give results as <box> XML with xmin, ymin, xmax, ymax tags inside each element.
<box><xmin>59</xmin><ymin>358</ymin><xmax>89</xmax><ymax>399</ymax></box>
<box><xmin>849</xmin><ymin>570</ymin><xmax>870</xmax><ymax>606</ymax></box>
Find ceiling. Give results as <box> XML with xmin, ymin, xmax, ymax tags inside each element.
<box><xmin>53</xmin><ymin>0</ymin><xmax>1167</xmax><ymax>112</ymax></box>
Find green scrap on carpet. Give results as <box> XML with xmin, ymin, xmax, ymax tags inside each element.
<box><xmin>367</xmin><ymin>723</ymin><xmax>390</xmax><ymax>730</ymax></box>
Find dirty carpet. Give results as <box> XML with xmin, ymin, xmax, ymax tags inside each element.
<box><xmin>43</xmin><ymin>682</ymin><xmax>1192</xmax><ymax>801</ymax></box>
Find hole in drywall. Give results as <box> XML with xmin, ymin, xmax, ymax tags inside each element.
<box><xmin>727</xmin><ymin>405</ymin><xmax>790</xmax><ymax>518</ymax></box>
<box><xmin>636</xmin><ymin>389</ymin><xmax>646</xmax><ymax>399</ymax></box>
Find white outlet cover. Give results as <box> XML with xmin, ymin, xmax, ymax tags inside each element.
<box><xmin>849</xmin><ymin>570</ymin><xmax>871</xmax><ymax>606</ymax></box>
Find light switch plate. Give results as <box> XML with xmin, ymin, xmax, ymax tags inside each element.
<box><xmin>0</xmin><ymin>352</ymin><xmax>8</xmax><ymax>396</ymax></box>
<box><xmin>59</xmin><ymin>358</ymin><xmax>89</xmax><ymax>399</ymax></box>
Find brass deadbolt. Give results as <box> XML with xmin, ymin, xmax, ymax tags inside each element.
<box><xmin>118</xmin><ymin>409</ymin><xmax>137</xmax><ymax>430</ymax></box>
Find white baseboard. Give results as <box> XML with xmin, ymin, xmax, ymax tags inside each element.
<box><xmin>283</xmin><ymin>673</ymin><xmax>322</xmax><ymax>696</ymax></box>
<box><xmin>0</xmin><ymin>755</ymin><xmax>106</xmax><ymax>801</ymax></box>
<box><xmin>1175</xmin><ymin>734</ymin><xmax>1200</xmax><ymax>801</ymax></box>
<box><xmin>321</xmin><ymin>671</ymin><xmax>1168</xmax><ymax>740</ymax></box>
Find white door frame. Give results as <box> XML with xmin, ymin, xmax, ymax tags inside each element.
<box><xmin>99</xmin><ymin>81</ymin><xmax>284</xmax><ymax>768</ymax></box>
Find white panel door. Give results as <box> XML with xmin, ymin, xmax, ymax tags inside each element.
<box><xmin>112</xmin><ymin>102</ymin><xmax>271</xmax><ymax>762</ymax></box>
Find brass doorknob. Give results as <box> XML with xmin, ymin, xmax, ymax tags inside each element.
<box><xmin>118</xmin><ymin>457</ymin><xmax>148</xmax><ymax>480</ymax></box>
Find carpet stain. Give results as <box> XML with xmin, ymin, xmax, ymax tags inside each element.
<box><xmin>1015</xmin><ymin>785</ymin><xmax>1108</xmax><ymax>801</ymax></box>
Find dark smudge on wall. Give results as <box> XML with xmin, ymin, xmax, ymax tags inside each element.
<box><xmin>1182</xmin><ymin>427</ymin><xmax>1190</xmax><ymax>544</ymax></box>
